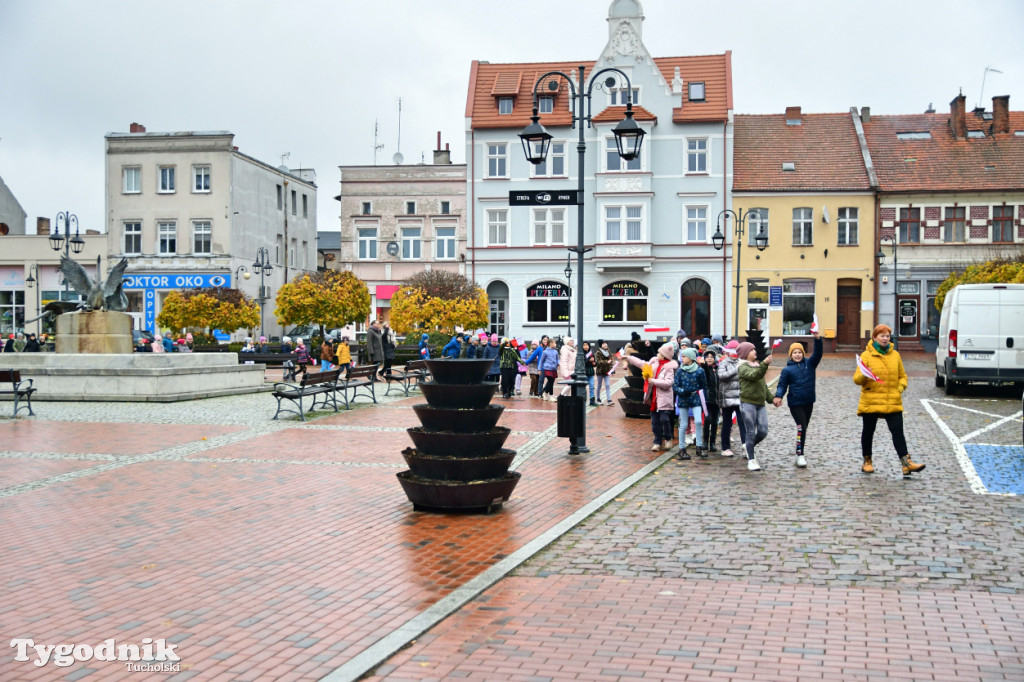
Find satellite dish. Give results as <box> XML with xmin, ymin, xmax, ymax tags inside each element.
<box><xmin>821</xmin><ymin>205</ymin><xmax>831</xmax><ymax>224</ymax></box>
<box><xmin>392</xmin><ymin>152</ymin><xmax>404</xmax><ymax>165</ymax></box>
<box><xmin>386</xmin><ymin>241</ymin><xmax>399</xmax><ymax>256</ymax></box>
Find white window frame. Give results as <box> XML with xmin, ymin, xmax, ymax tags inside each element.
<box><xmin>525</xmin><ymin>281</ymin><xmax>571</xmax><ymax>325</ymax></box>
<box><xmin>601</xmin><ymin>280</ymin><xmax>649</xmax><ymax>324</ymax></box>
<box><xmin>486</xmin><ymin>209</ymin><xmax>509</xmax><ymax>246</ymax></box>
<box><xmin>837</xmin><ymin>207</ymin><xmax>859</xmax><ymax>246</ymax></box>
<box><xmin>192</xmin><ymin>165</ymin><xmax>211</xmax><ymax>193</ymax></box>
<box><xmin>158</xmin><ymin>166</ymin><xmax>175</xmax><ymax>193</ymax></box>
<box><xmin>401</xmin><ymin>225</ymin><xmax>422</xmax><ymax>260</ymax></box>
<box><xmin>683</xmin><ymin>205</ymin><xmax>709</xmax><ymax>243</ymax></box>
<box><xmin>157</xmin><ymin>221</ymin><xmax>176</xmax><ymax>255</ymax></box>
<box><xmin>531</xmin><ymin>141</ymin><xmax>566</xmax><ymax>178</ymax></box>
<box><xmin>747</xmin><ymin>278</ymin><xmax>769</xmax><ymax>331</ymax></box>
<box><xmin>357</xmin><ymin>223</ymin><xmax>378</xmax><ymax>260</ymax></box>
<box><xmin>192</xmin><ymin>220</ymin><xmax>212</xmax><ymax>254</ymax></box>
<box><xmin>531</xmin><ymin>208</ymin><xmax>566</xmax><ymax>246</ymax></box>
<box><xmin>609</xmin><ymin>87</ymin><xmax>640</xmax><ymax>106</ymax></box>
<box><xmin>434</xmin><ymin>223</ymin><xmax>457</xmax><ymax>260</ymax></box>
<box><xmin>123</xmin><ymin>221</ymin><xmax>142</xmax><ymax>255</ymax></box>
<box><xmin>747</xmin><ymin>209</ymin><xmax>769</xmax><ymax>245</ymax></box>
<box><xmin>486</xmin><ymin>143</ymin><xmax>508</xmax><ymax>178</ymax></box>
<box><xmin>498</xmin><ymin>97</ymin><xmax>514</xmax><ymax>114</ymax></box>
<box><xmin>122</xmin><ymin>167</ymin><xmax>141</xmax><ymax>194</ymax></box>
<box><xmin>782</xmin><ymin>279</ymin><xmax>816</xmax><ymax>336</ymax></box>
<box><xmin>604</xmin><ymin>136</ymin><xmax>642</xmax><ymax>172</ymax></box>
<box><xmin>943</xmin><ymin>206</ymin><xmax>966</xmax><ymax>243</ymax></box>
<box><xmin>792</xmin><ymin>207</ymin><xmax>813</xmax><ymax>246</ymax></box>
<box><xmin>688</xmin><ymin>82</ymin><xmax>706</xmax><ymax>101</ymax></box>
<box><xmin>538</xmin><ymin>96</ymin><xmax>554</xmax><ymax>114</ymax></box>
<box><xmin>361</xmin><ymin>201</ymin><xmax>373</xmax><ymax>215</ymax></box>
<box><xmin>686</xmin><ymin>138</ymin><xmax>709</xmax><ymax>174</ymax></box>
<box><xmin>602</xmin><ymin>204</ymin><xmax>645</xmax><ymax>244</ymax></box>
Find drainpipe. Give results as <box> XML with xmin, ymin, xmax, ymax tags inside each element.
<box><xmin>283</xmin><ymin>179</ymin><xmax>289</xmax><ymax>284</ymax></box>
<box><xmin>470</xmin><ymin>128</ymin><xmax>475</xmax><ymax>284</ymax></box>
<box><xmin>722</xmin><ymin>119</ymin><xmax>729</xmax><ymax>334</ymax></box>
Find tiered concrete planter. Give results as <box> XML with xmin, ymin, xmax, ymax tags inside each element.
<box><xmin>396</xmin><ymin>358</ymin><xmax>520</xmax><ymax>513</ymax></box>
<box><xmin>617</xmin><ymin>362</ymin><xmax>649</xmax><ymax>418</ymax></box>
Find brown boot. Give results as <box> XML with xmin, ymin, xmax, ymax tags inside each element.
<box><xmin>861</xmin><ymin>458</ymin><xmax>874</xmax><ymax>474</ymax></box>
<box><xmin>900</xmin><ymin>456</ymin><xmax>925</xmax><ymax>476</ymax></box>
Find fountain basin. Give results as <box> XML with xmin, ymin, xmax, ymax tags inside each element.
<box><xmin>406</xmin><ymin>426</ymin><xmax>511</xmax><ymax>457</ymax></box>
<box><xmin>412</xmin><ymin>404</ymin><xmax>504</xmax><ymax>433</ymax></box>
<box><xmin>396</xmin><ymin>470</ymin><xmax>521</xmax><ymax>512</ymax></box>
<box><xmin>419</xmin><ymin>381</ymin><xmax>497</xmax><ymax>409</ymax></box>
<box><xmin>401</xmin><ymin>448</ymin><xmax>515</xmax><ymax>481</ymax></box>
<box><xmin>424</xmin><ymin>358</ymin><xmax>496</xmax><ymax>385</ymax></box>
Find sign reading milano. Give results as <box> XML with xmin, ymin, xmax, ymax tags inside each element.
<box><xmin>509</xmin><ymin>190</ymin><xmax>580</xmax><ymax>206</ymax></box>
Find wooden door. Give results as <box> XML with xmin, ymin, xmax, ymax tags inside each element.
<box><xmin>837</xmin><ymin>296</ymin><xmax>860</xmax><ymax>345</ymax></box>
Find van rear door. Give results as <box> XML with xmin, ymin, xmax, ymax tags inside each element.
<box><xmin>955</xmin><ymin>287</ymin><xmax>1000</xmax><ymax>373</ymax></box>
<box><xmin>996</xmin><ymin>287</ymin><xmax>1024</xmax><ymax>379</ymax></box>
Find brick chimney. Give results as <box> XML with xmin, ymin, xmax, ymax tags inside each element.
<box><xmin>785</xmin><ymin>106</ymin><xmax>802</xmax><ymax>125</ymax></box>
<box><xmin>36</xmin><ymin>217</ymin><xmax>50</xmax><ymax>235</ymax></box>
<box><xmin>861</xmin><ymin>106</ymin><xmax>871</xmax><ymax>123</ymax></box>
<box><xmin>129</xmin><ymin>122</ymin><xmax>146</xmax><ymax>133</ymax></box>
<box><xmin>433</xmin><ymin>132</ymin><xmax>452</xmax><ymax>165</ymax></box>
<box><xmin>992</xmin><ymin>95</ymin><xmax>1010</xmax><ymax>134</ymax></box>
<box><xmin>949</xmin><ymin>95</ymin><xmax>967</xmax><ymax>139</ymax></box>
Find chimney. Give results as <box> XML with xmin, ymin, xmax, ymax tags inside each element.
<box><xmin>129</xmin><ymin>122</ymin><xmax>146</xmax><ymax>133</ymax></box>
<box><xmin>992</xmin><ymin>95</ymin><xmax>1010</xmax><ymax>134</ymax></box>
<box><xmin>861</xmin><ymin>106</ymin><xmax>871</xmax><ymax>123</ymax></box>
<box><xmin>785</xmin><ymin>106</ymin><xmax>802</xmax><ymax>125</ymax></box>
<box><xmin>433</xmin><ymin>131</ymin><xmax>452</xmax><ymax>165</ymax></box>
<box><xmin>949</xmin><ymin>94</ymin><xmax>967</xmax><ymax>139</ymax></box>
<box><xmin>36</xmin><ymin>217</ymin><xmax>50</xmax><ymax>235</ymax></box>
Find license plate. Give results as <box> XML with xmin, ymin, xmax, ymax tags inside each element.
<box><xmin>961</xmin><ymin>352</ymin><xmax>991</xmax><ymax>361</ymax></box>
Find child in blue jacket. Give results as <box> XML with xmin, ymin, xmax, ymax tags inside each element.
<box><xmin>773</xmin><ymin>331</ymin><xmax>822</xmax><ymax>468</ymax></box>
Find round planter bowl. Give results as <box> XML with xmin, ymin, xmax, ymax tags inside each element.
<box><xmin>396</xmin><ymin>470</ymin><xmax>521</xmax><ymax>512</ymax></box>
<box><xmin>618</xmin><ymin>398</ymin><xmax>650</xmax><ymax>418</ymax></box>
<box><xmin>406</xmin><ymin>426</ymin><xmax>511</xmax><ymax>457</ymax></box>
<box><xmin>418</xmin><ymin>381</ymin><xmax>497</xmax><ymax>409</ymax></box>
<box><xmin>625</xmin><ymin>375</ymin><xmax>646</xmax><ymax>389</ymax></box>
<box><xmin>424</xmin><ymin>358</ymin><xmax>496</xmax><ymax>385</ymax></box>
<box><xmin>400</xmin><ymin>448</ymin><xmax>516</xmax><ymax>481</ymax></box>
<box><xmin>412</xmin><ymin>404</ymin><xmax>504</xmax><ymax>433</ymax></box>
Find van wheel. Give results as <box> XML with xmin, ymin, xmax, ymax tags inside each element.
<box><xmin>935</xmin><ymin>371</ymin><xmax>945</xmax><ymax>388</ymax></box>
<box><xmin>944</xmin><ymin>378</ymin><xmax>958</xmax><ymax>396</ymax></box>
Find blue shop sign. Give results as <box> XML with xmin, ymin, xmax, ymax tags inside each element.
<box><xmin>123</xmin><ymin>273</ymin><xmax>230</xmax><ymax>289</ymax></box>
<box><xmin>769</xmin><ymin>285</ymin><xmax>783</xmax><ymax>309</ymax></box>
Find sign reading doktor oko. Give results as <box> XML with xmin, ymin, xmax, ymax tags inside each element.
<box><xmin>121</xmin><ymin>272</ymin><xmax>232</xmax><ymax>335</ymax></box>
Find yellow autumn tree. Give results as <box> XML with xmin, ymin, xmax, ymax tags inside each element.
<box><xmin>389</xmin><ymin>271</ymin><xmax>488</xmax><ymax>335</ymax></box>
<box><xmin>274</xmin><ymin>269</ymin><xmax>371</xmax><ymax>334</ymax></box>
<box><xmin>934</xmin><ymin>254</ymin><xmax>1024</xmax><ymax>311</ymax></box>
<box><xmin>157</xmin><ymin>287</ymin><xmax>260</xmax><ymax>335</ymax></box>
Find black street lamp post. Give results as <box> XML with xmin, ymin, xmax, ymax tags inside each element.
<box><xmin>519</xmin><ymin>65</ymin><xmax>646</xmax><ymax>455</ymax></box>
<box><xmin>49</xmin><ymin>211</ymin><xmax>86</xmax><ymax>298</ymax></box>
<box><xmin>563</xmin><ymin>253</ymin><xmax>573</xmax><ymax>340</ymax></box>
<box><xmin>252</xmin><ymin>247</ymin><xmax>273</xmax><ymax>339</ymax></box>
<box><xmin>876</xmin><ymin>235</ymin><xmax>898</xmax><ymax>349</ymax></box>
<box><xmin>712</xmin><ymin>209</ymin><xmax>768</xmax><ymax>339</ymax></box>
<box><xmin>24</xmin><ymin>265</ymin><xmax>40</xmax><ymax>335</ymax></box>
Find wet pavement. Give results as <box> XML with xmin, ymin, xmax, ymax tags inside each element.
<box><xmin>2</xmin><ymin>355</ymin><xmax>1023</xmax><ymax>681</ymax></box>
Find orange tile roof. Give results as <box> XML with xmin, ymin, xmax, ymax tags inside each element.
<box><xmin>733</xmin><ymin>113</ymin><xmax>872</xmax><ymax>192</ymax></box>
<box><xmin>863</xmin><ymin>111</ymin><xmax>1024</xmax><ymax>192</ymax></box>
<box><xmin>591</xmin><ymin>105</ymin><xmax>658</xmax><ymax>124</ymax></box>
<box><xmin>467</xmin><ymin>53</ymin><xmax>731</xmax><ymax>130</ymax></box>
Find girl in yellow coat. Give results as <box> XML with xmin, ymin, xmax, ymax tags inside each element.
<box><xmin>853</xmin><ymin>324</ymin><xmax>925</xmax><ymax>477</ymax></box>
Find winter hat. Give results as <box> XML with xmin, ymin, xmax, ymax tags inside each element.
<box><xmin>490</xmin><ymin>333</ymin><xmax>499</xmax><ymax>344</ymax></box>
<box><xmin>703</xmin><ymin>348</ymin><xmax>719</xmax><ymax>360</ymax></box>
<box><xmin>712</xmin><ymin>333</ymin><xmax>724</xmax><ymax>343</ymax></box>
<box><xmin>724</xmin><ymin>339</ymin><xmax>739</xmax><ymax>350</ymax></box>
<box><xmin>788</xmin><ymin>342</ymin><xmax>805</xmax><ymax>358</ymax></box>
<box><xmin>282</xmin><ymin>336</ymin><xmax>291</xmax><ymax>344</ymax></box>
<box><xmin>177</xmin><ymin>338</ymin><xmax>186</xmax><ymax>345</ymax></box>
<box><xmin>676</xmin><ymin>329</ymin><xmax>686</xmax><ymax>338</ymax></box>
<box><xmin>702</xmin><ymin>337</ymin><xmax>712</xmax><ymax>346</ymax></box>
<box><xmin>736</xmin><ymin>341</ymin><xmax>756</xmax><ymax>360</ymax></box>
<box><xmin>680</xmin><ymin>348</ymin><xmax>697</xmax><ymax>361</ymax></box>
<box><xmin>421</xmin><ymin>333</ymin><xmax>429</xmax><ymax>341</ymax></box>
<box><xmin>631</xmin><ymin>331</ymin><xmax>641</xmax><ymax>343</ymax></box>
<box><xmin>597</xmin><ymin>338</ymin><xmax>605</xmax><ymax>347</ymax></box>
<box><xmin>657</xmin><ymin>343</ymin><xmax>675</xmax><ymax>359</ymax></box>
<box><xmin>260</xmin><ymin>336</ymin><xmax>266</xmax><ymax>343</ymax></box>
<box><xmin>680</xmin><ymin>337</ymin><xmax>691</xmax><ymax>347</ymax></box>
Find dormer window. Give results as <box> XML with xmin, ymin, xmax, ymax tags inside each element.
<box><xmin>609</xmin><ymin>87</ymin><xmax>640</xmax><ymax>106</ymax></box>
<box><xmin>688</xmin><ymin>82</ymin><xmax>705</xmax><ymax>101</ymax></box>
<box><xmin>967</xmin><ymin>130</ymin><xmax>985</xmax><ymax>138</ymax></box>
<box><xmin>498</xmin><ymin>97</ymin><xmax>514</xmax><ymax>115</ymax></box>
<box><xmin>538</xmin><ymin>96</ymin><xmax>554</xmax><ymax>114</ymax></box>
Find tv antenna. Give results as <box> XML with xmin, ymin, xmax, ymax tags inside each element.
<box><xmin>373</xmin><ymin>120</ymin><xmax>384</xmax><ymax>165</ymax></box>
<box><xmin>978</xmin><ymin>65</ymin><xmax>1002</xmax><ymax>107</ymax></box>
<box><xmin>279</xmin><ymin>151</ymin><xmax>291</xmax><ymax>168</ymax></box>
<box><xmin>392</xmin><ymin>97</ymin><xmax>404</xmax><ymax>165</ymax></box>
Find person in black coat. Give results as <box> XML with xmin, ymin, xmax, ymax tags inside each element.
<box><xmin>701</xmin><ymin>349</ymin><xmax>721</xmax><ymax>453</ymax></box>
<box><xmin>23</xmin><ymin>334</ymin><xmax>41</xmax><ymax>352</ymax></box>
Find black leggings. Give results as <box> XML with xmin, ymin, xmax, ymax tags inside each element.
<box><xmin>702</xmin><ymin>404</ymin><xmax>720</xmax><ymax>449</ymax></box>
<box><xmin>789</xmin><ymin>404</ymin><xmax>813</xmax><ymax>456</ymax></box>
<box><xmin>543</xmin><ymin>373</ymin><xmax>557</xmax><ymax>395</ymax></box>
<box><xmin>861</xmin><ymin>413</ymin><xmax>908</xmax><ymax>460</ymax></box>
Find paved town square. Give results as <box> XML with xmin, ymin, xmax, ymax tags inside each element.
<box><xmin>2</xmin><ymin>354</ymin><xmax>1023</xmax><ymax>681</ymax></box>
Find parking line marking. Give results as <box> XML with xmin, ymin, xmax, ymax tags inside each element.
<box><xmin>961</xmin><ymin>411</ymin><xmax>1024</xmax><ymax>443</ymax></box>
<box><xmin>920</xmin><ymin>399</ymin><xmax>989</xmax><ymax>495</ymax></box>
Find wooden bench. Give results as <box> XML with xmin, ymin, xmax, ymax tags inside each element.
<box><xmin>271</xmin><ymin>369</ymin><xmax>342</xmax><ymax>421</ymax></box>
<box><xmin>338</xmin><ymin>364</ymin><xmax>378</xmax><ymax>408</ymax></box>
<box><xmin>238</xmin><ymin>352</ymin><xmax>298</xmax><ymax>367</ymax></box>
<box><xmin>0</xmin><ymin>369</ymin><xmax>36</xmax><ymax>417</ymax></box>
<box><xmin>384</xmin><ymin>359</ymin><xmax>431</xmax><ymax>397</ymax></box>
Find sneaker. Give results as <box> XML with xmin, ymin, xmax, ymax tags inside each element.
<box><xmin>796</xmin><ymin>455</ymin><xmax>807</xmax><ymax>468</ymax></box>
<box><xmin>747</xmin><ymin>458</ymin><xmax>762</xmax><ymax>472</ymax></box>
<box><xmin>721</xmin><ymin>449</ymin><xmax>734</xmax><ymax>457</ymax></box>
<box><xmin>661</xmin><ymin>440</ymin><xmax>674</xmax><ymax>451</ymax></box>
<box><xmin>676</xmin><ymin>448</ymin><xmax>691</xmax><ymax>461</ymax></box>
<box><xmin>651</xmin><ymin>443</ymin><xmax>661</xmax><ymax>452</ymax></box>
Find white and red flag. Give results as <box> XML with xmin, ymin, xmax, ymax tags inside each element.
<box><xmin>810</xmin><ymin>314</ymin><xmax>819</xmax><ymax>334</ymax></box>
<box><xmin>856</xmin><ymin>354</ymin><xmax>882</xmax><ymax>383</ymax></box>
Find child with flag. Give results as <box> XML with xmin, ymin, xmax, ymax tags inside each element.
<box><xmin>854</xmin><ymin>324</ymin><xmax>926</xmax><ymax>477</ymax></box>
<box><xmin>773</xmin><ymin>329</ymin><xmax>822</xmax><ymax>468</ymax></box>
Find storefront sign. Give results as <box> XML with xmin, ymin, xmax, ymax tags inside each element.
<box><xmin>769</xmin><ymin>286</ymin><xmax>783</xmax><ymax>310</ymax></box>
<box><xmin>123</xmin><ymin>273</ymin><xmax>230</xmax><ymax>289</ymax></box>
<box><xmin>603</xmin><ymin>281</ymin><xmax>648</xmax><ymax>297</ymax></box>
<box><xmin>527</xmin><ymin>282</ymin><xmax>569</xmax><ymax>298</ymax></box>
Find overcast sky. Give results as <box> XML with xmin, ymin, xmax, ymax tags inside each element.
<box><xmin>1</xmin><ymin>0</ymin><xmax>1021</xmax><ymax>236</ymax></box>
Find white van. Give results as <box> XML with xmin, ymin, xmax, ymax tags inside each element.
<box><xmin>935</xmin><ymin>283</ymin><xmax>1024</xmax><ymax>395</ymax></box>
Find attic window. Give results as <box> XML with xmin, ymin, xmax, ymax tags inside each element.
<box><xmin>967</xmin><ymin>130</ymin><xmax>985</xmax><ymax>138</ymax></box>
<box><xmin>688</xmin><ymin>82</ymin><xmax>705</xmax><ymax>101</ymax></box>
<box><xmin>985</xmin><ymin>165</ymin><xmax>996</xmax><ymax>170</ymax></box>
<box><xmin>538</xmin><ymin>96</ymin><xmax>554</xmax><ymax>114</ymax></box>
<box><xmin>1016</xmin><ymin>131</ymin><xmax>1024</xmax><ymax>137</ymax></box>
<box><xmin>896</xmin><ymin>131</ymin><xmax>931</xmax><ymax>139</ymax></box>
<box><xmin>498</xmin><ymin>97</ymin><xmax>513</xmax><ymax>115</ymax></box>
<box><xmin>782</xmin><ymin>162</ymin><xmax>796</xmax><ymax>172</ymax></box>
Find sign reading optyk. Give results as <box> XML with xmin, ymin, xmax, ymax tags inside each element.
<box><xmin>509</xmin><ymin>190</ymin><xmax>579</xmax><ymax>206</ymax></box>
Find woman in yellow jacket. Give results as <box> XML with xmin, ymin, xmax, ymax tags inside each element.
<box><xmin>853</xmin><ymin>324</ymin><xmax>925</xmax><ymax>477</ymax></box>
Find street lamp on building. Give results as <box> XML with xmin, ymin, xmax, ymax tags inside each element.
<box><xmin>49</xmin><ymin>212</ymin><xmax>85</xmax><ymax>298</ymax></box>
<box><xmin>712</xmin><ymin>209</ymin><xmax>768</xmax><ymax>339</ymax></box>
<box><xmin>251</xmin><ymin>247</ymin><xmax>273</xmax><ymax>339</ymax></box>
<box><xmin>876</xmin><ymin>235</ymin><xmax>898</xmax><ymax>348</ymax></box>
<box><xmin>24</xmin><ymin>265</ymin><xmax>40</xmax><ymax>335</ymax></box>
<box><xmin>518</xmin><ymin>65</ymin><xmax>646</xmax><ymax>455</ymax></box>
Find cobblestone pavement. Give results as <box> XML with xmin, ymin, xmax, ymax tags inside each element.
<box><xmin>3</xmin><ymin>356</ymin><xmax>1024</xmax><ymax>681</ymax></box>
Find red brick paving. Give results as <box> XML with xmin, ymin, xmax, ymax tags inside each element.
<box><xmin>0</xmin><ymin>421</ymin><xmax>244</xmax><ymax>455</ymax></box>
<box><xmin>0</xmin><ymin>457</ymin><xmax>109</xmax><ymax>488</ymax></box>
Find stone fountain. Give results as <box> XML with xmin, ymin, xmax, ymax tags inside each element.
<box><xmin>396</xmin><ymin>358</ymin><xmax>521</xmax><ymax>513</ymax></box>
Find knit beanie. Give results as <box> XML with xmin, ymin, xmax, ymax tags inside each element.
<box><xmin>658</xmin><ymin>343</ymin><xmax>675</xmax><ymax>359</ymax></box>
<box><xmin>712</xmin><ymin>333</ymin><xmax>724</xmax><ymax>343</ymax></box>
<box><xmin>680</xmin><ymin>348</ymin><xmax>697</xmax><ymax>361</ymax></box>
<box><xmin>676</xmin><ymin>329</ymin><xmax>686</xmax><ymax>338</ymax></box>
<box><xmin>490</xmin><ymin>334</ymin><xmax>498</xmax><ymax>344</ymax></box>
<box><xmin>724</xmin><ymin>339</ymin><xmax>739</xmax><ymax>349</ymax></box>
<box><xmin>736</xmin><ymin>341</ymin><xmax>756</xmax><ymax>360</ymax></box>
<box><xmin>788</xmin><ymin>342</ymin><xmax>805</xmax><ymax>358</ymax></box>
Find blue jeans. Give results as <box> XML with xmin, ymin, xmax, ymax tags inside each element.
<box><xmin>587</xmin><ymin>375</ymin><xmax>595</xmax><ymax>401</ymax></box>
<box><xmin>678</xmin><ymin>405</ymin><xmax>704</xmax><ymax>447</ymax></box>
<box><xmin>595</xmin><ymin>374</ymin><xmax>612</xmax><ymax>401</ymax></box>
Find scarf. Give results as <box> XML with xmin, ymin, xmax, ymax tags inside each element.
<box><xmin>599</xmin><ymin>347</ymin><xmax>610</xmax><ymax>358</ymax></box>
<box><xmin>679</xmin><ymin>360</ymin><xmax>700</xmax><ymax>373</ymax></box>
<box><xmin>650</xmin><ymin>359</ymin><xmax>671</xmax><ymax>411</ymax></box>
<box><xmin>872</xmin><ymin>340</ymin><xmax>891</xmax><ymax>354</ymax></box>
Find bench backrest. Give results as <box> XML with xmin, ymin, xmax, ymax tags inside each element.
<box><xmin>346</xmin><ymin>364</ymin><xmax>377</xmax><ymax>381</ymax></box>
<box><xmin>0</xmin><ymin>369</ymin><xmax>20</xmax><ymax>383</ymax></box>
<box><xmin>405</xmin><ymin>360</ymin><xmax>428</xmax><ymax>371</ymax></box>
<box><xmin>301</xmin><ymin>369</ymin><xmax>341</xmax><ymax>387</ymax></box>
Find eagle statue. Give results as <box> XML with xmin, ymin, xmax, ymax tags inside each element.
<box><xmin>59</xmin><ymin>255</ymin><xmax>130</xmax><ymax>312</ymax></box>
